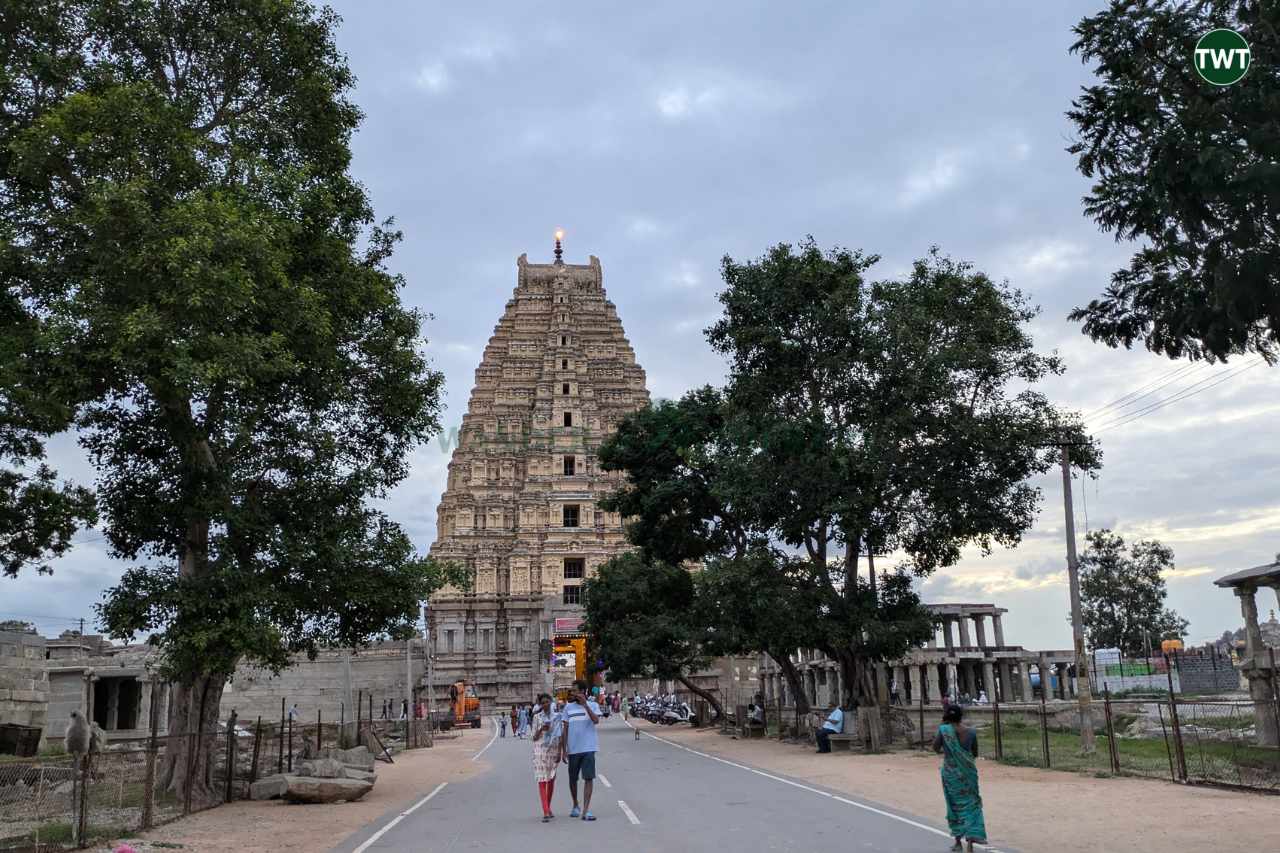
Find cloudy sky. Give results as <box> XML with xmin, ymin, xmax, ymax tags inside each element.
<box><xmin>8</xmin><ymin>1</ymin><xmax>1279</xmax><ymax>652</ymax></box>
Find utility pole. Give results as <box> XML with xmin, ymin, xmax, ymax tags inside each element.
<box><xmin>1060</xmin><ymin>444</ymin><xmax>1096</xmax><ymax>754</ymax></box>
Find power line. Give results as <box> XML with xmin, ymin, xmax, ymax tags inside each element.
<box><xmin>1093</xmin><ymin>359</ymin><xmax>1264</xmax><ymax>433</ymax></box>
<box><xmin>1083</xmin><ymin>362</ymin><xmax>1205</xmax><ymax>420</ymax></box>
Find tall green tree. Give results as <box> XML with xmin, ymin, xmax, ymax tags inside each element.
<box><xmin>581</xmin><ymin>552</ymin><xmax>725</xmax><ymax>718</ymax></box>
<box><xmin>1078</xmin><ymin>529</ymin><xmax>1189</xmax><ymax>656</ymax></box>
<box><xmin>603</xmin><ymin>240</ymin><xmax>1097</xmax><ymax>749</ymax></box>
<box><xmin>1</xmin><ymin>0</ymin><xmax>463</xmax><ymax>798</ymax></box>
<box><xmin>1067</xmin><ymin>1</ymin><xmax>1280</xmax><ymax>361</ymax></box>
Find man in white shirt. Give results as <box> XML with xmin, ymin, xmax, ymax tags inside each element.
<box><xmin>815</xmin><ymin>704</ymin><xmax>844</xmax><ymax>753</ymax></box>
<box><xmin>559</xmin><ymin>679</ymin><xmax>601</xmax><ymax>821</ymax></box>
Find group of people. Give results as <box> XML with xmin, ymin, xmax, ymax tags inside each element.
<box><xmin>529</xmin><ymin>680</ymin><xmax>604</xmax><ymax>823</ymax></box>
<box><xmin>812</xmin><ymin>700</ymin><xmax>988</xmax><ymax>851</ymax></box>
<box><xmin>500</xmin><ymin>703</ymin><xmax>536</xmax><ymax>738</ymax></box>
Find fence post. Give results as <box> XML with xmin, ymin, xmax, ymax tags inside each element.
<box><xmin>1269</xmin><ymin>648</ymin><xmax>1280</xmax><ymax>749</ymax></box>
<box><xmin>223</xmin><ymin>709</ymin><xmax>238</xmax><ymax>803</ymax></box>
<box><xmin>250</xmin><ymin>717</ymin><xmax>262</xmax><ymax>784</ymax></box>
<box><xmin>776</xmin><ymin>694</ymin><xmax>784</xmax><ymax>740</ymax></box>
<box><xmin>1039</xmin><ymin>688</ymin><xmax>1050</xmax><ymax>768</ymax></box>
<box><xmin>77</xmin><ymin>752</ymin><xmax>89</xmax><ymax>847</ymax></box>
<box><xmin>1103</xmin><ymin>688</ymin><xmax>1119</xmax><ymax>773</ymax></box>
<box><xmin>1164</xmin><ymin>655</ymin><xmax>1187</xmax><ymax>781</ymax></box>
<box><xmin>992</xmin><ymin>696</ymin><xmax>1003</xmax><ymax>762</ymax></box>
<box><xmin>34</xmin><ymin>767</ymin><xmax>43</xmax><ymax>849</ymax></box>
<box><xmin>357</xmin><ymin>690</ymin><xmax>363</xmax><ymax>748</ymax></box>
<box><xmin>1154</xmin><ymin>702</ymin><xmax>1176</xmax><ymax>781</ymax></box>
<box><xmin>287</xmin><ymin>715</ymin><xmax>294</xmax><ymax>773</ymax></box>
<box><xmin>142</xmin><ymin>681</ymin><xmax>159</xmax><ymax>829</ymax></box>
<box><xmin>278</xmin><ymin>698</ymin><xmax>285</xmax><ymax>775</ymax></box>
<box><xmin>317</xmin><ymin>708</ymin><xmax>323</xmax><ymax>754</ymax></box>
<box><xmin>918</xmin><ymin>699</ymin><xmax>926</xmax><ymax>750</ymax></box>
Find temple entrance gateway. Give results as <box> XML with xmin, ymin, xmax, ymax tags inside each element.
<box><xmin>426</xmin><ymin>240</ymin><xmax>650</xmax><ymax>711</ymax></box>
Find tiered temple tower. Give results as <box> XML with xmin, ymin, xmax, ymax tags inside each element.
<box><xmin>427</xmin><ymin>241</ymin><xmax>650</xmax><ymax>708</ymax></box>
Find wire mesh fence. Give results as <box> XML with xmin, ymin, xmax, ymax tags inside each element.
<box><xmin>965</xmin><ymin>694</ymin><xmax>1280</xmax><ymax>791</ymax></box>
<box><xmin>0</xmin><ymin>705</ymin><xmax>454</xmax><ymax>851</ymax></box>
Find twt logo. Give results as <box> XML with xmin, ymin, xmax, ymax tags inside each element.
<box><xmin>1194</xmin><ymin>29</ymin><xmax>1250</xmax><ymax>86</ymax></box>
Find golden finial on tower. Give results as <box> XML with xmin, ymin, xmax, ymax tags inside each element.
<box><xmin>554</xmin><ymin>228</ymin><xmax>564</xmax><ymax>264</ymax></box>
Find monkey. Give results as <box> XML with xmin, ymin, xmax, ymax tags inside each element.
<box><xmin>65</xmin><ymin>709</ymin><xmax>90</xmax><ymax>756</ymax></box>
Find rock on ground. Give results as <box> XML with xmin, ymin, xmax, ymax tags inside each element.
<box><xmin>282</xmin><ymin>775</ymin><xmax>374</xmax><ymax>804</ymax></box>
<box><xmin>298</xmin><ymin>757</ymin><xmax>347</xmax><ymax>778</ymax></box>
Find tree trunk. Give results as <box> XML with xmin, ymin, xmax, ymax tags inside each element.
<box><xmin>675</xmin><ymin>674</ymin><xmax>724</xmax><ymax>720</ymax></box>
<box><xmin>836</xmin><ymin>650</ymin><xmax>884</xmax><ymax>753</ymax></box>
<box><xmin>158</xmin><ymin>673</ymin><xmax>226</xmax><ymax>806</ymax></box>
<box><xmin>770</xmin><ymin>651</ymin><xmax>811</xmax><ymax>715</ymax></box>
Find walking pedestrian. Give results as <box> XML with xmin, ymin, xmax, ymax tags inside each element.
<box><xmin>560</xmin><ymin>679</ymin><xmax>601</xmax><ymax>821</ymax></box>
<box><xmin>531</xmin><ymin>693</ymin><xmax>562</xmax><ymax>822</ymax></box>
<box><xmin>499</xmin><ymin>713</ymin><xmax>507</xmax><ymax>738</ymax></box>
<box><xmin>932</xmin><ymin>704</ymin><xmax>987</xmax><ymax>852</ymax></box>
<box><xmin>287</xmin><ymin>703</ymin><xmax>299</xmax><ymax>723</ymax></box>
<box><xmin>517</xmin><ymin>704</ymin><xmax>530</xmax><ymax>738</ymax></box>
<box><xmin>510</xmin><ymin>706</ymin><xmax>519</xmax><ymax>737</ymax></box>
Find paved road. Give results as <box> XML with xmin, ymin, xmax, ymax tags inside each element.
<box><xmin>336</xmin><ymin>716</ymin><xmax>1006</xmax><ymax>852</ymax></box>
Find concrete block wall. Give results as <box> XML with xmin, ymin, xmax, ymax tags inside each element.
<box><xmin>1173</xmin><ymin>653</ymin><xmax>1243</xmax><ymax>693</ymax></box>
<box><xmin>0</xmin><ymin>630</ymin><xmax>49</xmax><ymax>737</ymax></box>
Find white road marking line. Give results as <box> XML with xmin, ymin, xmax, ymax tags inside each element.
<box><xmin>598</xmin><ymin>773</ymin><xmax>612</xmax><ymax>788</ymax></box>
<box><xmin>637</xmin><ymin>729</ymin><xmax>1004</xmax><ymax>851</ymax></box>
<box><xmin>617</xmin><ymin>799</ymin><xmax>641</xmax><ymax>825</ymax></box>
<box><xmin>352</xmin><ymin>782</ymin><xmax>448</xmax><ymax>853</ymax></box>
<box><xmin>471</xmin><ymin>718</ymin><xmax>500</xmax><ymax>761</ymax></box>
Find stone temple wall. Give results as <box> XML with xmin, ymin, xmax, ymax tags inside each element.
<box><xmin>427</xmin><ymin>249</ymin><xmax>650</xmax><ymax>709</ymax></box>
<box><xmin>0</xmin><ymin>629</ymin><xmax>48</xmax><ymax>740</ymax></box>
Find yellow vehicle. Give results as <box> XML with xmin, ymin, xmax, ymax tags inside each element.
<box><xmin>448</xmin><ymin>680</ymin><xmax>482</xmax><ymax>729</ymax></box>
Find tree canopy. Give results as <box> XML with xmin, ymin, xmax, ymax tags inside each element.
<box><xmin>1</xmin><ymin>0</ymin><xmax>464</xmax><ymax>796</ymax></box>
<box><xmin>599</xmin><ymin>240</ymin><xmax>1097</xmax><ymax>746</ymax></box>
<box><xmin>1067</xmin><ymin>1</ymin><xmax>1280</xmax><ymax>361</ymax></box>
<box><xmin>1078</xmin><ymin>529</ymin><xmax>1189</xmax><ymax>656</ymax></box>
<box><xmin>581</xmin><ymin>551</ymin><xmax>724</xmax><ymax>716</ymax></box>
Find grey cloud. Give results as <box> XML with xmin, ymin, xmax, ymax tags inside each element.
<box><xmin>8</xmin><ymin>1</ymin><xmax>1276</xmax><ymax>652</ymax></box>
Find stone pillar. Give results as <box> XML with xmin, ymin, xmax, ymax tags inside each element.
<box><xmin>993</xmin><ymin>614</ymin><xmax>1006</xmax><ymax>647</ymax></box>
<box><xmin>973</xmin><ymin>615</ymin><xmax>988</xmax><ymax>649</ymax></box>
<box><xmin>1038</xmin><ymin>654</ymin><xmax>1052</xmax><ymax>700</ymax></box>
<box><xmin>1237</xmin><ymin>587</ymin><xmax>1264</xmax><ymax>656</ymax></box>
<box><xmin>926</xmin><ymin>663</ymin><xmax>941</xmax><ymax>705</ymax></box>
<box><xmin>875</xmin><ymin>663</ymin><xmax>890</xmax><ymax>705</ymax></box>
<box><xmin>998</xmin><ymin>662</ymin><xmax>1013</xmax><ymax>702</ymax></box>
<box><xmin>946</xmin><ymin>662</ymin><xmax>959</xmax><ymax>701</ymax></box>
<box><xmin>834</xmin><ymin>665</ymin><xmax>844</xmax><ymax>706</ymax></box>
<box><xmin>1056</xmin><ymin>663</ymin><xmax>1069</xmax><ymax>699</ymax></box>
<box><xmin>1019</xmin><ymin>662</ymin><xmax>1033</xmax><ymax>702</ymax></box>
<box><xmin>909</xmin><ymin>664</ymin><xmax>923</xmax><ymax>705</ymax></box>
<box><xmin>958</xmin><ymin>616</ymin><xmax>972</xmax><ymax>648</ymax></box>
<box><xmin>942</xmin><ymin>618</ymin><xmax>955</xmax><ymax>653</ymax></box>
<box><xmin>982</xmin><ymin>660</ymin><xmax>996</xmax><ymax>699</ymax></box>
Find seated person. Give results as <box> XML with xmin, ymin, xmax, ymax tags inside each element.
<box><xmin>746</xmin><ymin>702</ymin><xmax>766</xmax><ymax>729</ymax></box>
<box><xmin>814</xmin><ymin>704</ymin><xmax>844</xmax><ymax>753</ymax></box>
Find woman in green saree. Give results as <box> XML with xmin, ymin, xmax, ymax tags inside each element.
<box><xmin>932</xmin><ymin>704</ymin><xmax>987</xmax><ymax>851</ymax></box>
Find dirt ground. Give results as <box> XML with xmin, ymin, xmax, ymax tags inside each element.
<box><xmin>647</xmin><ymin>724</ymin><xmax>1277</xmax><ymax>853</ymax></box>
<box><xmin>101</xmin><ymin>727</ymin><xmax>489</xmax><ymax>853</ymax></box>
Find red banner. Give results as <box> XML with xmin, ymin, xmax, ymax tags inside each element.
<box><xmin>554</xmin><ymin>616</ymin><xmax>584</xmax><ymax>634</ymax></box>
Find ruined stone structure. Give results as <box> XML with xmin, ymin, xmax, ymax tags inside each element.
<box><xmin>426</xmin><ymin>244</ymin><xmax>650</xmax><ymax>709</ymax></box>
<box><xmin>0</xmin><ymin>626</ymin><xmax>48</xmax><ymax>746</ymax></box>
<box><xmin>1215</xmin><ymin>559</ymin><xmax>1280</xmax><ymax>746</ymax></box>
<box><xmin>757</xmin><ymin>602</ymin><xmax>1080</xmax><ymax>711</ymax></box>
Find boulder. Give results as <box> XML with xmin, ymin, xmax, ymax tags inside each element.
<box><xmin>297</xmin><ymin>757</ymin><xmax>347</xmax><ymax>779</ymax></box>
<box><xmin>283</xmin><ymin>776</ymin><xmax>374</xmax><ymax>804</ymax></box>
<box><xmin>249</xmin><ymin>774</ymin><xmax>290</xmax><ymax>801</ymax></box>
<box><xmin>343</xmin><ymin>768</ymin><xmax>376</xmax><ymax>784</ymax></box>
<box><xmin>319</xmin><ymin>745</ymin><xmax>375</xmax><ymax>772</ymax></box>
